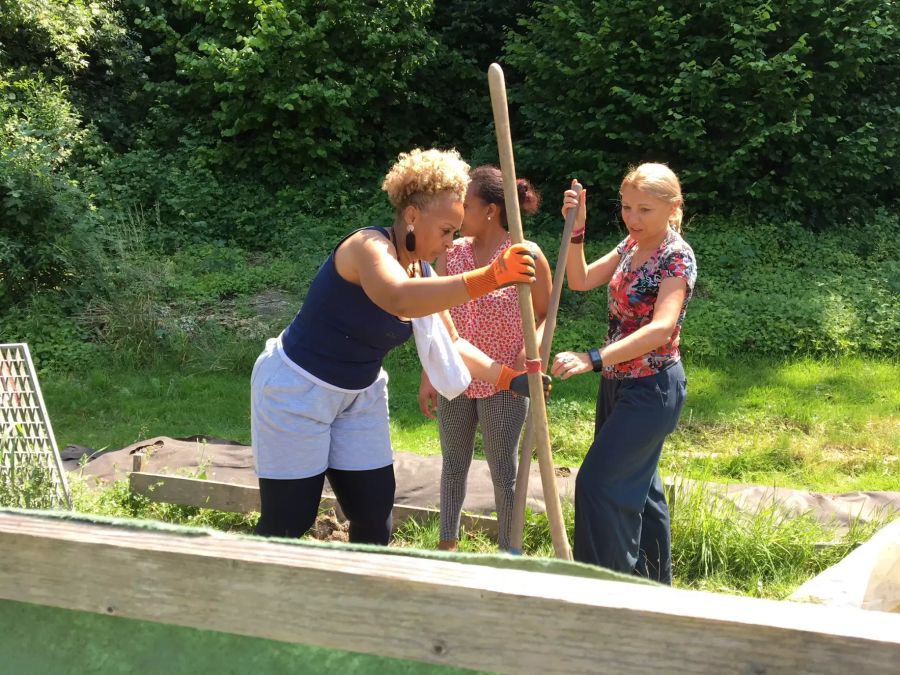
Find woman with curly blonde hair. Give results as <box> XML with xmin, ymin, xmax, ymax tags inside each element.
<box><xmin>251</xmin><ymin>148</ymin><xmax>543</xmax><ymax>545</ymax></box>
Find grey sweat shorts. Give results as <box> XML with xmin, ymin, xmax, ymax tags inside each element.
<box><xmin>250</xmin><ymin>337</ymin><xmax>393</xmax><ymax>479</ymax></box>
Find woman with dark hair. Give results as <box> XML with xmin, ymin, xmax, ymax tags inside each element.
<box><xmin>419</xmin><ymin>165</ymin><xmax>552</xmax><ymax>551</ymax></box>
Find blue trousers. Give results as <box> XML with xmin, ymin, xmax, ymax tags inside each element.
<box><xmin>574</xmin><ymin>361</ymin><xmax>687</xmax><ymax>584</ymax></box>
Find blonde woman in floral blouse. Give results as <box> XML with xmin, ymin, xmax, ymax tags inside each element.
<box><xmin>551</xmin><ymin>163</ymin><xmax>697</xmax><ymax>583</ymax></box>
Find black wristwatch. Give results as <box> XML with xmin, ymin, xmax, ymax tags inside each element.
<box><xmin>588</xmin><ymin>347</ymin><xmax>604</xmax><ymax>372</ymax></box>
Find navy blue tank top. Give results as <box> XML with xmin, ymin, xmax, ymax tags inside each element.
<box><xmin>280</xmin><ymin>226</ymin><xmax>415</xmax><ymax>390</ymax></box>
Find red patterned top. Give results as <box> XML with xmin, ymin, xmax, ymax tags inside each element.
<box><xmin>446</xmin><ymin>236</ymin><xmax>524</xmax><ymax>398</ymax></box>
<box><xmin>604</xmin><ymin>228</ymin><xmax>697</xmax><ymax>379</ymax></box>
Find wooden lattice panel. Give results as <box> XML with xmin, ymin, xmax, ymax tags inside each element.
<box><xmin>0</xmin><ymin>344</ymin><xmax>71</xmax><ymax>509</ymax></box>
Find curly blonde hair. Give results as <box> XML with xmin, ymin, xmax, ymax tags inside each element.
<box><xmin>381</xmin><ymin>148</ymin><xmax>470</xmax><ymax>212</ymax></box>
<box><xmin>621</xmin><ymin>163</ymin><xmax>684</xmax><ymax>232</ymax></box>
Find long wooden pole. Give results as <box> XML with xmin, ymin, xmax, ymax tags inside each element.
<box><xmin>487</xmin><ymin>63</ymin><xmax>571</xmax><ymax>560</ymax></box>
<box><xmin>508</xmin><ymin>181</ymin><xmax>581</xmax><ymax>554</ymax></box>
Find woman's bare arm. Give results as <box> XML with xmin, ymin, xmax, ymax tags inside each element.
<box><xmin>337</xmin><ymin>231</ymin><xmax>472</xmax><ymax>318</ymax></box>
<box><xmin>562</xmin><ymin>187</ymin><xmax>620</xmax><ymax>291</ymax></box>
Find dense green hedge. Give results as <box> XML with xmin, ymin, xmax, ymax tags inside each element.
<box><xmin>506</xmin><ymin>0</ymin><xmax>899</xmax><ymax>220</ymax></box>
<box><xmin>125</xmin><ymin>0</ymin><xmax>522</xmax><ymax>184</ymax></box>
<box><xmin>2</xmin><ymin>0</ymin><xmax>898</xmax><ymax>362</ymax></box>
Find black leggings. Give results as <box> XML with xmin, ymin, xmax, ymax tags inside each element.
<box><xmin>256</xmin><ymin>465</ymin><xmax>396</xmax><ymax>545</ymax></box>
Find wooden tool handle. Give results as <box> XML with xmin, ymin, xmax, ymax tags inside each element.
<box><xmin>488</xmin><ymin>63</ymin><xmax>571</xmax><ymax>560</ymax></box>
<box><xmin>509</xmin><ymin>181</ymin><xmax>582</xmax><ymax>553</ymax></box>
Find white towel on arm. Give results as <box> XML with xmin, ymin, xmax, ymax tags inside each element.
<box><xmin>411</xmin><ymin>313</ymin><xmax>471</xmax><ymax>400</ymax></box>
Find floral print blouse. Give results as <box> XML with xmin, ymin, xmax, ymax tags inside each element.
<box><xmin>604</xmin><ymin>228</ymin><xmax>697</xmax><ymax>379</ymax></box>
<box><xmin>446</xmin><ymin>236</ymin><xmax>525</xmax><ymax>398</ymax></box>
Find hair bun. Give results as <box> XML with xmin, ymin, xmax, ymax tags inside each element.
<box><xmin>516</xmin><ymin>177</ymin><xmax>542</xmax><ymax>215</ymax></box>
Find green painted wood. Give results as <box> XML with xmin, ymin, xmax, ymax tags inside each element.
<box><xmin>10</xmin><ymin>508</ymin><xmax>645</xmax><ymax>584</ymax></box>
<box><xmin>0</xmin><ymin>599</ymin><xmax>482</xmax><ymax>675</ymax></box>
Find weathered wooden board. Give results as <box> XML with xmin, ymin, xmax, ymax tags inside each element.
<box><xmin>790</xmin><ymin>517</ymin><xmax>900</xmax><ymax>612</ymax></box>
<box><xmin>129</xmin><ymin>471</ymin><xmax>499</xmax><ymax>538</ymax></box>
<box><xmin>2</xmin><ymin>510</ymin><xmax>899</xmax><ymax>674</ymax></box>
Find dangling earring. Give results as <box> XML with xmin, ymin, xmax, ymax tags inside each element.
<box><xmin>405</xmin><ymin>223</ymin><xmax>416</xmax><ymax>252</ymax></box>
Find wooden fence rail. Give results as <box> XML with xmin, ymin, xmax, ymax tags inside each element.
<box><xmin>129</xmin><ymin>469</ymin><xmax>500</xmax><ymax>539</ymax></box>
<box><xmin>1</xmin><ymin>510</ymin><xmax>899</xmax><ymax>673</ymax></box>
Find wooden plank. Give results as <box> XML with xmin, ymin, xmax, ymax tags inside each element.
<box><xmin>129</xmin><ymin>472</ymin><xmax>499</xmax><ymax>538</ymax></box>
<box><xmin>790</xmin><ymin>518</ymin><xmax>900</xmax><ymax>611</ymax></box>
<box><xmin>131</xmin><ymin>472</ymin><xmax>260</xmax><ymax>513</ymax></box>
<box><xmin>1</xmin><ymin>511</ymin><xmax>899</xmax><ymax>674</ymax></box>
<box><xmin>509</xmin><ymin>181</ymin><xmax>581</xmax><ymax>553</ymax></box>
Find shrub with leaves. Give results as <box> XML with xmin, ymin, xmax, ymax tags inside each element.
<box><xmin>0</xmin><ymin>0</ymin><xmax>145</xmax><ymax>309</ymax></box>
<box><xmin>506</xmin><ymin>0</ymin><xmax>899</xmax><ymax>221</ymax></box>
<box><xmin>127</xmin><ymin>0</ymin><xmax>447</xmax><ymax>183</ymax></box>
<box><xmin>0</xmin><ymin>70</ymin><xmax>97</xmax><ymax>309</ymax></box>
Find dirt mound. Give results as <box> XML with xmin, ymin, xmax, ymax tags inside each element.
<box><xmin>311</xmin><ymin>510</ymin><xmax>349</xmax><ymax>543</ymax></box>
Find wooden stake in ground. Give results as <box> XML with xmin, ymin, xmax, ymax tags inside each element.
<box><xmin>487</xmin><ymin>63</ymin><xmax>571</xmax><ymax>560</ymax></box>
<box><xmin>508</xmin><ymin>181</ymin><xmax>581</xmax><ymax>554</ymax></box>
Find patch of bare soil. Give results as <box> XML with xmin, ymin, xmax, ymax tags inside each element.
<box><xmin>310</xmin><ymin>509</ymin><xmax>349</xmax><ymax>543</ymax></box>
<box><xmin>248</xmin><ymin>289</ymin><xmax>295</xmax><ymax>320</ymax></box>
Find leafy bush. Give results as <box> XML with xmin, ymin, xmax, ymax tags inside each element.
<box><xmin>0</xmin><ymin>70</ymin><xmax>99</xmax><ymax>310</ymax></box>
<box><xmin>541</xmin><ymin>209</ymin><xmax>900</xmax><ymax>359</ymax></box>
<box><xmin>90</xmin><ymin>144</ymin><xmax>388</xmax><ymax>250</ymax></box>
<box><xmin>0</xmin><ymin>0</ymin><xmax>147</xmax><ymax>147</ymax></box>
<box><xmin>91</xmin><ymin>146</ymin><xmax>285</xmax><ymax>249</ymax></box>
<box><xmin>0</xmin><ymin>1</ymin><xmax>146</xmax><ymax>310</ymax></box>
<box><xmin>409</xmin><ymin>0</ymin><xmax>536</xmax><ymax>156</ymax></box>
<box><xmin>125</xmin><ymin>0</ymin><xmax>442</xmax><ymax>183</ymax></box>
<box><xmin>2</xmin><ymin>294</ymin><xmax>98</xmax><ymax>373</ymax></box>
<box><xmin>506</xmin><ymin>0</ymin><xmax>899</xmax><ymax>220</ymax></box>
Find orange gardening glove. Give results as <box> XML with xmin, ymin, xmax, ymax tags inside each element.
<box><xmin>495</xmin><ymin>365</ymin><xmax>552</xmax><ymax>398</ymax></box>
<box><xmin>462</xmin><ymin>243</ymin><xmax>536</xmax><ymax>299</ymax></box>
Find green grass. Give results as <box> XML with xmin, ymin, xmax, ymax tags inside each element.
<box><xmin>44</xmin><ymin>364</ymin><xmax>254</xmax><ymax>452</ymax></box>
<box><xmin>669</xmin><ymin>476</ymin><xmax>890</xmax><ymax>598</ymax></box>
<box><xmin>70</xmin><ymin>475</ymin><xmax>259</xmax><ymax>534</ymax></box>
<box><xmin>44</xmin><ymin>348</ymin><xmax>899</xmax><ymax>493</ymax></box>
<box><xmin>387</xmin><ymin>347</ymin><xmax>900</xmax><ymax>493</ymax></box>
<box><xmin>39</xmin><ymin>342</ymin><xmax>899</xmax><ymax>600</ymax></box>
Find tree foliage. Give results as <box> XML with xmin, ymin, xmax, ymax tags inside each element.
<box><xmin>127</xmin><ymin>0</ymin><xmax>443</xmax><ymax>182</ymax></box>
<box><xmin>506</xmin><ymin>0</ymin><xmax>899</xmax><ymax>220</ymax></box>
<box><xmin>0</xmin><ymin>0</ymin><xmax>130</xmax><ymax>308</ymax></box>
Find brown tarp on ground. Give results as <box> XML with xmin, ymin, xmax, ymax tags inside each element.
<box><xmin>65</xmin><ymin>436</ymin><xmax>900</xmax><ymax>529</ymax></box>
<box><xmin>63</xmin><ymin>435</ymin><xmax>577</xmax><ymax>515</ymax></box>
